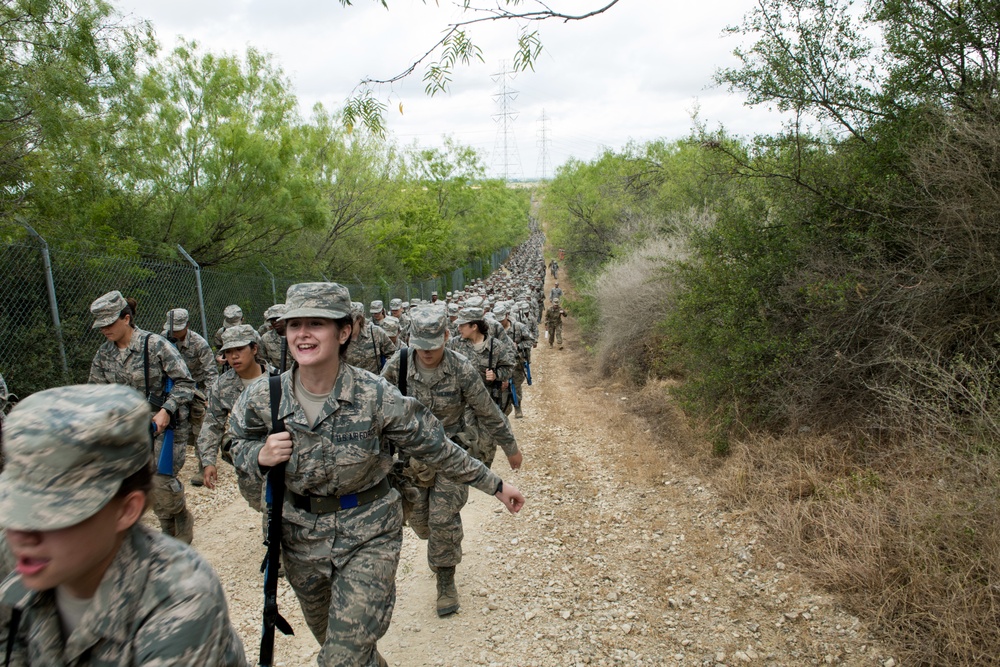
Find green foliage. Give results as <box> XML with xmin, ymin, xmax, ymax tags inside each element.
<box><xmin>0</xmin><ymin>0</ymin><xmax>154</xmax><ymax>229</ymax></box>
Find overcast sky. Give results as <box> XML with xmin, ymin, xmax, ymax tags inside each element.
<box><xmin>118</xmin><ymin>0</ymin><xmax>788</xmax><ymax>180</ymax></box>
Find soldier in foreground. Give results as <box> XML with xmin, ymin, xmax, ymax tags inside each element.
<box><xmin>381</xmin><ymin>305</ymin><xmax>522</xmax><ymax>617</ymax></box>
<box><xmin>228</xmin><ymin>282</ymin><xmax>524</xmax><ymax>667</ymax></box>
<box><xmin>88</xmin><ymin>291</ymin><xmax>197</xmax><ymax>543</ymax></box>
<box><xmin>0</xmin><ymin>384</ymin><xmax>246</xmax><ymax>665</ymax></box>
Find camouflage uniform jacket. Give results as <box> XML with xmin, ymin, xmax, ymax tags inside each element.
<box><xmin>502</xmin><ymin>320</ymin><xmax>536</xmax><ymax>361</ymax></box>
<box><xmin>166</xmin><ymin>330</ymin><xmax>218</xmax><ymax>394</ymax></box>
<box><xmin>545</xmin><ymin>304</ymin><xmax>566</xmax><ymax>327</ymax></box>
<box><xmin>486</xmin><ymin>318</ymin><xmax>512</xmax><ymax>345</ymax></box>
<box><xmin>228</xmin><ymin>363</ymin><xmax>502</xmax><ymax>535</ymax></box>
<box><xmin>259</xmin><ymin>329</ymin><xmax>285</xmax><ymax>370</ymax></box>
<box><xmin>197</xmin><ymin>364</ymin><xmax>275</xmax><ymax>468</ymax></box>
<box><xmin>381</xmin><ymin>348</ymin><xmax>518</xmax><ymax>457</ymax></box>
<box><xmin>447</xmin><ymin>334</ymin><xmax>516</xmax><ymax>384</ymax></box>
<box><xmin>88</xmin><ymin>328</ymin><xmax>195</xmax><ymax>418</ymax></box>
<box><xmin>0</xmin><ymin>525</ymin><xmax>247</xmax><ymax>666</ymax></box>
<box><xmin>344</xmin><ymin>323</ymin><xmax>397</xmax><ymax>374</ymax></box>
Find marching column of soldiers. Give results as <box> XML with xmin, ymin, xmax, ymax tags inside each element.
<box><xmin>0</xmin><ymin>229</ymin><xmax>564</xmax><ymax>666</ymax></box>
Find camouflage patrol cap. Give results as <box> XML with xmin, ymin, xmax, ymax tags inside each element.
<box><xmin>369</xmin><ymin>300</ymin><xmax>384</xmax><ymax>315</ymax></box>
<box><xmin>464</xmin><ymin>295</ymin><xmax>485</xmax><ymax>309</ymax></box>
<box><xmin>220</xmin><ymin>324</ymin><xmax>259</xmax><ymax>352</ymax></box>
<box><xmin>281</xmin><ymin>283</ymin><xmax>352</xmax><ymax>321</ymax></box>
<box><xmin>0</xmin><ymin>384</ymin><xmax>152</xmax><ymax>531</ymax></box>
<box><xmin>454</xmin><ymin>306</ymin><xmax>485</xmax><ymax>326</ymax></box>
<box><xmin>402</xmin><ymin>301</ymin><xmax>410</xmax><ymax>310</ymax></box>
<box><xmin>389</xmin><ymin>298</ymin><xmax>403</xmax><ymax>311</ymax></box>
<box><xmin>408</xmin><ymin>304</ymin><xmax>448</xmax><ymax>350</ymax></box>
<box><xmin>447</xmin><ymin>303</ymin><xmax>460</xmax><ymax>316</ymax></box>
<box><xmin>381</xmin><ymin>316</ymin><xmax>400</xmax><ymax>337</ymax></box>
<box><xmin>264</xmin><ymin>303</ymin><xmax>287</xmax><ymax>321</ymax></box>
<box><xmin>493</xmin><ymin>303</ymin><xmax>510</xmax><ymax>318</ymax></box>
<box><xmin>90</xmin><ymin>290</ymin><xmax>127</xmax><ymax>329</ymax></box>
<box><xmin>223</xmin><ymin>304</ymin><xmax>243</xmax><ymax>326</ymax></box>
<box><xmin>350</xmin><ymin>301</ymin><xmax>365</xmax><ymax>319</ymax></box>
<box><xmin>163</xmin><ymin>308</ymin><xmax>189</xmax><ymax>332</ymax></box>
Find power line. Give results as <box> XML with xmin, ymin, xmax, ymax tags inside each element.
<box><xmin>490</xmin><ymin>60</ymin><xmax>522</xmax><ymax>182</ymax></box>
<box><xmin>536</xmin><ymin>109</ymin><xmax>551</xmax><ymax>181</ymax></box>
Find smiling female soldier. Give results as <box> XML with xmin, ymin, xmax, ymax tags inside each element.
<box><xmin>228</xmin><ymin>282</ymin><xmax>525</xmax><ymax>667</ymax></box>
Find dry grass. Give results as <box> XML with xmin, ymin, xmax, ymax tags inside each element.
<box><xmin>587</xmin><ymin>223</ymin><xmax>704</xmax><ymax>379</ymax></box>
<box><xmin>717</xmin><ymin>431</ymin><xmax>1000</xmax><ymax>665</ymax></box>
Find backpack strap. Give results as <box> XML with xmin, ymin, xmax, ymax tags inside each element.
<box><xmin>398</xmin><ymin>347</ymin><xmax>409</xmax><ymax>397</ymax></box>
<box><xmin>143</xmin><ymin>333</ymin><xmax>150</xmax><ymax>400</ymax></box>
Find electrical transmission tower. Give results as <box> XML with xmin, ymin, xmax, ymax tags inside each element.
<box><xmin>491</xmin><ymin>61</ymin><xmax>522</xmax><ymax>182</ymax></box>
<box><xmin>536</xmin><ymin>109</ymin><xmax>551</xmax><ymax>181</ymax></box>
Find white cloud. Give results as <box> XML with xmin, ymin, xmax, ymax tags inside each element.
<box><xmin>120</xmin><ymin>0</ymin><xmax>790</xmax><ymax>178</ymax></box>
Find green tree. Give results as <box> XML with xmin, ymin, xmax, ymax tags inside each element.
<box><xmin>0</xmin><ymin>0</ymin><xmax>153</xmax><ymax>232</ymax></box>
<box><xmin>125</xmin><ymin>40</ymin><xmax>323</xmax><ymax>266</ymax></box>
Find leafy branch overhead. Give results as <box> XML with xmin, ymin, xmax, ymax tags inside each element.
<box><xmin>335</xmin><ymin>0</ymin><xmax>623</xmax><ymax>133</ymax></box>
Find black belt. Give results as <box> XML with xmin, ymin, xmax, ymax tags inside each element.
<box><xmin>289</xmin><ymin>478</ymin><xmax>391</xmax><ymax>514</ymax></box>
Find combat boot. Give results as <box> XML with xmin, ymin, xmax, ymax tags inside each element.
<box><xmin>435</xmin><ymin>566</ymin><xmax>460</xmax><ymax>617</ymax></box>
<box><xmin>515</xmin><ymin>404</ymin><xmax>524</xmax><ymax>419</ymax></box>
<box><xmin>174</xmin><ymin>508</ymin><xmax>194</xmax><ymax>544</ymax></box>
<box><xmin>190</xmin><ymin>462</ymin><xmax>205</xmax><ymax>487</ymax></box>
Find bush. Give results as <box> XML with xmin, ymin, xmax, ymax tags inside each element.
<box><xmin>587</xmin><ymin>220</ymin><xmax>705</xmax><ymax>380</ymax></box>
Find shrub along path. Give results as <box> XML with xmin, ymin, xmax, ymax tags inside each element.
<box><xmin>180</xmin><ymin>283</ymin><xmax>895</xmax><ymax>667</ymax></box>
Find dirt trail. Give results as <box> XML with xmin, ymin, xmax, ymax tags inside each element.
<box><xmin>182</xmin><ymin>274</ymin><xmax>895</xmax><ymax>666</ymax></box>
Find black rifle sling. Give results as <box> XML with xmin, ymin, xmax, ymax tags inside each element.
<box><xmin>259</xmin><ymin>375</ymin><xmax>293</xmax><ymax>666</ymax></box>
<box><xmin>370</xmin><ymin>324</ymin><xmax>378</xmax><ymax>367</ymax></box>
<box><xmin>398</xmin><ymin>347</ymin><xmax>409</xmax><ymax>397</ymax></box>
<box><xmin>4</xmin><ymin>609</ymin><xmax>20</xmax><ymax>667</ymax></box>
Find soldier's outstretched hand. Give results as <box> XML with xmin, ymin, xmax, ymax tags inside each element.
<box><xmin>496</xmin><ymin>482</ymin><xmax>525</xmax><ymax>514</ymax></box>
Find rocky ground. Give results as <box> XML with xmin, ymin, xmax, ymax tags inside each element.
<box><xmin>178</xmin><ymin>287</ymin><xmax>899</xmax><ymax>666</ymax></box>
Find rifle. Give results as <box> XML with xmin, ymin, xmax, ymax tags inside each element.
<box><xmin>523</xmin><ymin>360</ymin><xmax>532</xmax><ymax>386</ymax></box>
<box><xmin>259</xmin><ymin>340</ymin><xmax>293</xmax><ymax>666</ymax></box>
<box><xmin>509</xmin><ymin>381</ymin><xmax>520</xmax><ymax>410</ymax></box>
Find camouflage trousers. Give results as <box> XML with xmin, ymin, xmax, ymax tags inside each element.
<box><xmin>547</xmin><ymin>322</ymin><xmax>563</xmax><ymax>346</ymax></box>
<box><xmin>187</xmin><ymin>392</ymin><xmax>207</xmax><ymax>449</ymax></box>
<box><xmin>504</xmin><ymin>363</ymin><xmax>528</xmax><ymax>416</ymax></box>
<box><xmin>151</xmin><ymin>417</ymin><xmax>191</xmax><ymax>542</ymax></box>
<box><xmin>282</xmin><ymin>498</ymin><xmax>403</xmax><ymax>667</ymax></box>
<box><xmin>407</xmin><ymin>474</ymin><xmax>469</xmax><ymax>569</ymax></box>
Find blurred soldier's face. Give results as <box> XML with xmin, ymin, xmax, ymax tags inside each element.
<box><xmin>416</xmin><ymin>346</ymin><xmax>445</xmax><ymax>368</ymax></box>
<box><xmin>271</xmin><ymin>319</ymin><xmax>286</xmax><ymax>336</ymax></box>
<box><xmin>5</xmin><ymin>491</ymin><xmax>144</xmax><ymax>598</ymax></box>
<box><xmin>372</xmin><ymin>312</ymin><xmax>384</xmax><ymax>323</ymax></box>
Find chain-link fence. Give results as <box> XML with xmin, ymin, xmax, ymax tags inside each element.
<box><xmin>0</xmin><ymin>236</ymin><xmax>510</xmax><ymax>399</ymax></box>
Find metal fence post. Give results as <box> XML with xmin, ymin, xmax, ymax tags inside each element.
<box><xmin>22</xmin><ymin>223</ymin><xmax>70</xmax><ymax>384</ymax></box>
<box><xmin>260</xmin><ymin>261</ymin><xmax>277</xmax><ymax>304</ymax></box>
<box><xmin>177</xmin><ymin>244</ymin><xmax>210</xmax><ymax>339</ymax></box>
